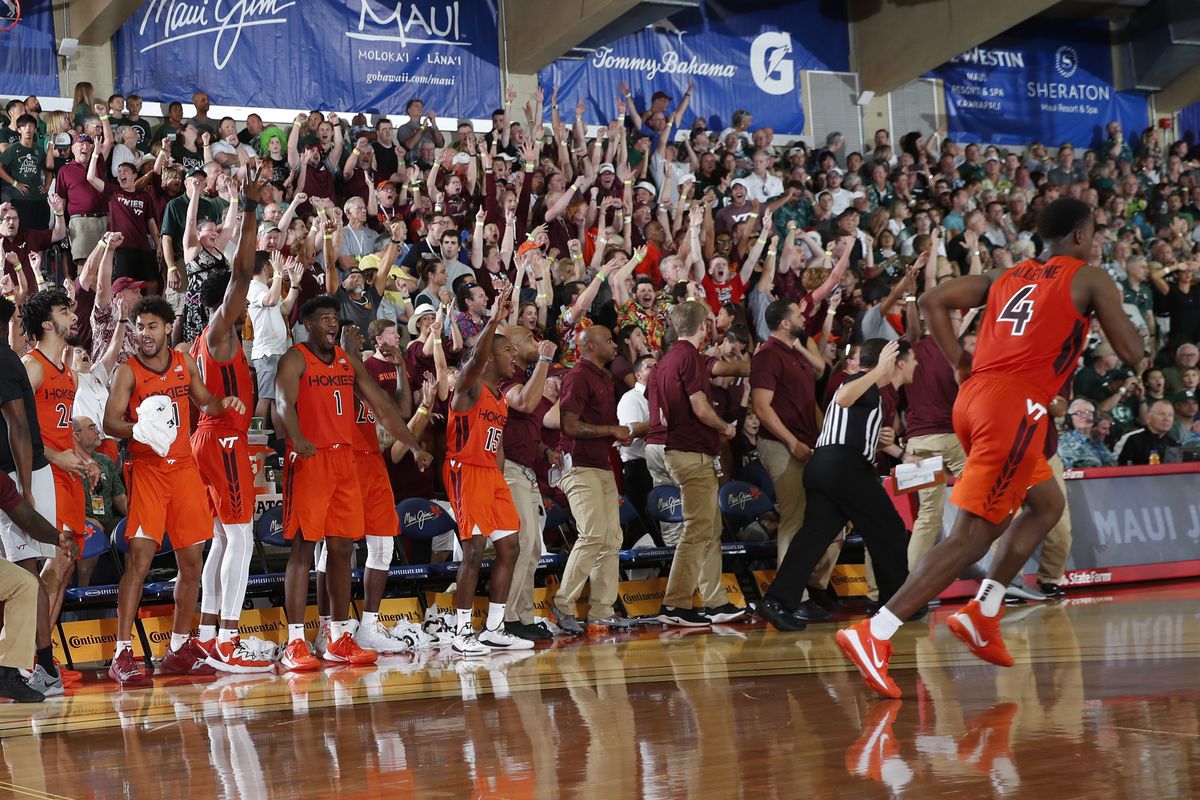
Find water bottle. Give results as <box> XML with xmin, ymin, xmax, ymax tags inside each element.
<box><xmin>1149</xmin><ymin>450</ymin><xmax>1161</xmax><ymax>465</ymax></box>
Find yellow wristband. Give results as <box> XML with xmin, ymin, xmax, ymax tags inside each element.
<box><xmin>598</xmin><ymin>272</ymin><xmax>608</xmax><ymax>283</ymax></box>
<box><xmin>623</xmin><ymin>180</ymin><xmax>633</xmax><ymax>185</ymax></box>
<box><xmin>323</xmin><ymin>234</ymin><xmax>333</xmax><ymax>240</ymax></box>
<box><xmin>230</xmin><ymin>197</ymin><xmax>239</xmax><ymax>204</ymax></box>
<box><xmin>317</xmin><ymin>209</ymin><xmax>326</xmax><ymax>216</ymax></box>
<box><xmin>100</xmin><ymin>115</ymin><xmax>109</xmax><ymax>121</ymax></box>
<box><xmin>417</xmin><ymin>406</ymin><xmax>430</xmax><ymax>416</ymax></box>
<box><xmin>433</xmin><ymin>338</ymin><xmax>443</xmax><ymax>344</ymax></box>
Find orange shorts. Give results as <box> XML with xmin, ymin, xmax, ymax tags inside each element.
<box><xmin>51</xmin><ymin>465</ymin><xmax>86</xmax><ymax>559</ymax></box>
<box><xmin>283</xmin><ymin>446</ymin><xmax>364</xmax><ymax>542</ymax></box>
<box><xmin>191</xmin><ymin>428</ymin><xmax>255</xmax><ymax>524</ymax></box>
<box><xmin>125</xmin><ymin>458</ymin><xmax>214</xmax><ymax>549</ymax></box>
<box><xmin>951</xmin><ymin>375</ymin><xmax>1054</xmax><ymax>525</ymax></box>
<box><xmin>355</xmin><ymin>451</ymin><xmax>399</xmax><ymax>537</ymax></box>
<box><xmin>444</xmin><ymin>459</ymin><xmax>520</xmax><ymax>540</ymax></box>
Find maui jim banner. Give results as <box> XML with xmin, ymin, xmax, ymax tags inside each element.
<box><xmin>930</xmin><ymin>19</ymin><xmax>1147</xmax><ymax>148</ymax></box>
<box><xmin>0</xmin><ymin>0</ymin><xmax>59</xmax><ymax>96</ymax></box>
<box><xmin>114</xmin><ymin>0</ymin><xmax>501</xmax><ymax>117</ymax></box>
<box><xmin>538</xmin><ymin>0</ymin><xmax>850</xmax><ymax>135</ymax></box>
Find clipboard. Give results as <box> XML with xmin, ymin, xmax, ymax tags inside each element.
<box><xmin>891</xmin><ymin>456</ymin><xmax>947</xmax><ymax>494</ymax></box>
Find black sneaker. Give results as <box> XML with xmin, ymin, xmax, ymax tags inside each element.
<box><xmin>703</xmin><ymin>603</ymin><xmax>747</xmax><ymax>624</ymax></box>
<box><xmin>794</xmin><ymin>598</ymin><xmax>834</xmax><ymax>623</ymax></box>
<box><xmin>505</xmin><ymin>621</ymin><xmax>552</xmax><ymax>642</ymax></box>
<box><xmin>656</xmin><ymin>606</ymin><xmax>711</xmax><ymax>628</ymax></box>
<box><xmin>1037</xmin><ymin>582</ymin><xmax>1065</xmax><ymax>599</ymax></box>
<box><xmin>0</xmin><ymin>666</ymin><xmax>44</xmax><ymax>703</ymax></box>
<box><xmin>807</xmin><ymin>585</ymin><xmax>841</xmax><ymax>614</ymax></box>
<box><xmin>757</xmin><ymin>596</ymin><xmax>808</xmax><ymax>632</ymax></box>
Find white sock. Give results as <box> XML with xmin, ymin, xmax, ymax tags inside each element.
<box><xmin>975</xmin><ymin>579</ymin><xmax>1005</xmax><ymax>617</ymax></box>
<box><xmin>288</xmin><ymin>623</ymin><xmax>306</xmax><ymax>642</ymax></box>
<box><xmin>218</xmin><ymin>628</ymin><xmax>237</xmax><ymax>644</ymax></box>
<box><xmin>198</xmin><ymin>624</ymin><xmax>217</xmax><ymax>642</ymax></box>
<box><xmin>330</xmin><ymin>620</ymin><xmax>349</xmax><ymax>639</ymax></box>
<box><xmin>115</xmin><ymin>640</ymin><xmax>132</xmax><ymax>657</ymax></box>
<box><xmin>486</xmin><ymin>602</ymin><xmax>505</xmax><ymax>630</ymax></box>
<box><xmin>456</xmin><ymin>608</ymin><xmax>472</xmax><ymax>634</ymax></box>
<box><xmin>869</xmin><ymin>607</ymin><xmax>903</xmax><ymax>641</ymax></box>
<box><xmin>319</xmin><ymin>615</ymin><xmax>331</xmax><ymax>630</ymax></box>
<box><xmin>170</xmin><ymin>632</ymin><xmax>190</xmax><ymax>653</ymax></box>
<box><xmin>361</xmin><ymin>611</ymin><xmax>378</xmax><ymax>628</ymax></box>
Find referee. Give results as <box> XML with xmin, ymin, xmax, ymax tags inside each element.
<box><xmin>759</xmin><ymin>338</ymin><xmax>918</xmax><ymax>631</ymax></box>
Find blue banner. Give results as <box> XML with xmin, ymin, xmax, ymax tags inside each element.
<box><xmin>0</xmin><ymin>0</ymin><xmax>60</xmax><ymax>97</ymax></box>
<box><xmin>114</xmin><ymin>0</ymin><xmax>500</xmax><ymax>118</ymax></box>
<box><xmin>538</xmin><ymin>0</ymin><xmax>849</xmax><ymax>135</ymax></box>
<box><xmin>930</xmin><ymin>19</ymin><xmax>1147</xmax><ymax>148</ymax></box>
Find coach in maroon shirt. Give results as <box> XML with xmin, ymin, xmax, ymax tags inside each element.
<box><xmin>552</xmin><ymin>326</ymin><xmax>637</xmax><ymax>631</ymax></box>
<box><xmin>655</xmin><ymin>301</ymin><xmax>739</xmax><ymax>627</ymax></box>
<box><xmin>54</xmin><ymin>135</ymin><xmax>109</xmax><ymax>263</ymax></box>
<box><xmin>904</xmin><ymin>331</ymin><xmax>975</xmax><ymax>567</ymax></box>
<box><xmin>0</xmin><ymin>197</ymin><xmax>66</xmax><ymax>289</ymax></box>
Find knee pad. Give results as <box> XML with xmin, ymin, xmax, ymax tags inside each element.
<box><xmin>365</xmin><ymin>536</ymin><xmax>393</xmax><ymax>572</ymax></box>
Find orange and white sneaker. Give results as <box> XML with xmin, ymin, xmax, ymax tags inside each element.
<box><xmin>323</xmin><ymin>633</ymin><xmax>378</xmax><ymax>666</ymax></box>
<box><xmin>280</xmin><ymin>639</ymin><xmax>321</xmax><ymax>672</ymax></box>
<box><xmin>836</xmin><ymin>619</ymin><xmax>902</xmax><ymax>699</ymax></box>
<box><xmin>845</xmin><ymin>699</ymin><xmax>903</xmax><ymax>781</ymax></box>
<box><xmin>206</xmin><ymin>638</ymin><xmax>276</xmax><ymax>674</ymax></box>
<box><xmin>946</xmin><ymin>600</ymin><xmax>1014</xmax><ymax>667</ymax></box>
<box><xmin>957</xmin><ymin>702</ymin><xmax>1018</xmax><ymax>775</ymax></box>
<box><xmin>54</xmin><ymin>659</ymin><xmax>82</xmax><ymax>685</ymax></box>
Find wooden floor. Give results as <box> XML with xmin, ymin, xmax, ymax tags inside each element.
<box><xmin>2</xmin><ymin>582</ymin><xmax>1199</xmax><ymax>799</ymax></box>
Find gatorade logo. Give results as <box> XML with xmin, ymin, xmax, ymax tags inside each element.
<box><xmin>750</xmin><ymin>32</ymin><xmax>794</xmax><ymax>96</ymax></box>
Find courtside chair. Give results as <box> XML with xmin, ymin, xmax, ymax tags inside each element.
<box><xmin>620</xmin><ymin>485</ymin><xmax>683</xmax><ymax>569</ymax></box>
<box><xmin>394</xmin><ymin>498</ymin><xmax>456</xmax><ymax>592</ymax></box>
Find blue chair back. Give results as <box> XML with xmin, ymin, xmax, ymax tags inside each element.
<box><xmin>80</xmin><ymin>520</ymin><xmax>111</xmax><ymax>560</ymax></box>
<box><xmin>396</xmin><ymin>498</ymin><xmax>458</xmax><ymax>540</ymax></box>
<box><xmin>541</xmin><ymin>496</ymin><xmax>571</xmax><ymax>533</ymax></box>
<box><xmin>647</xmin><ymin>485</ymin><xmax>684</xmax><ymax>524</ymax></box>
<box><xmin>112</xmin><ymin>517</ymin><xmax>174</xmax><ymax>555</ymax></box>
<box><xmin>719</xmin><ymin>481</ymin><xmax>774</xmax><ymax>519</ymax></box>
<box><xmin>617</xmin><ymin>495</ymin><xmax>640</xmax><ymax>527</ymax></box>
<box><xmin>256</xmin><ymin>504</ymin><xmax>288</xmax><ymax>547</ymax></box>
<box><xmin>738</xmin><ymin>459</ymin><xmax>777</xmax><ymax>503</ymax></box>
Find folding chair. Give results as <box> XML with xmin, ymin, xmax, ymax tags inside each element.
<box><xmin>541</xmin><ymin>495</ymin><xmax>575</xmax><ymax>549</ymax></box>
<box><xmin>254</xmin><ymin>504</ymin><xmax>287</xmax><ymax>573</ymax></box>
<box><xmin>396</xmin><ymin>498</ymin><xmax>460</xmax><ymax>590</ymax></box>
<box><xmin>110</xmin><ymin>518</ymin><xmax>174</xmax><ymax>668</ymax></box>
<box><xmin>718</xmin><ymin>480</ymin><xmax>775</xmax><ymax>540</ymax></box>
<box><xmin>620</xmin><ymin>485</ymin><xmax>682</xmax><ymax>569</ymax></box>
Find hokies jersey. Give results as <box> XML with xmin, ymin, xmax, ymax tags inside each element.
<box><xmin>27</xmin><ymin>350</ymin><xmax>75</xmax><ymax>453</ymax></box>
<box><xmin>191</xmin><ymin>326</ymin><xmax>252</xmax><ymax>435</ymax></box>
<box><xmin>352</xmin><ymin>392</ymin><xmax>382</xmax><ymax>453</ymax></box>
<box><xmin>294</xmin><ymin>344</ymin><xmax>357</xmax><ymax>449</ymax></box>
<box><xmin>973</xmin><ymin>255</ymin><xmax>1089</xmax><ymax>400</ymax></box>
<box><xmin>447</xmin><ymin>385</ymin><xmax>507</xmax><ymax>467</ymax></box>
<box><xmin>127</xmin><ymin>349</ymin><xmax>193</xmax><ymax>462</ymax></box>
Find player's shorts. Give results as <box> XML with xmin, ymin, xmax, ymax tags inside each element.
<box><xmin>0</xmin><ymin>466</ymin><xmax>58</xmax><ymax>561</ymax></box>
<box><xmin>191</xmin><ymin>428</ymin><xmax>254</xmax><ymax>524</ymax></box>
<box><xmin>125</xmin><ymin>457</ymin><xmax>213</xmax><ymax>549</ymax></box>
<box><xmin>444</xmin><ymin>459</ymin><xmax>520</xmax><ymax>541</ymax></box>
<box><xmin>51</xmin><ymin>465</ymin><xmax>87</xmax><ymax>560</ymax></box>
<box><xmin>355</xmin><ymin>450</ymin><xmax>399</xmax><ymax>537</ymax></box>
<box><xmin>951</xmin><ymin>375</ymin><xmax>1055</xmax><ymax>525</ymax></box>
<box><xmin>283</xmin><ymin>446</ymin><xmax>364</xmax><ymax>542</ymax></box>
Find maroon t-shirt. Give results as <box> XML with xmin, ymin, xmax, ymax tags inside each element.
<box><xmin>656</xmin><ymin>340</ymin><xmax>719</xmax><ymax>455</ymax></box>
<box><xmin>750</xmin><ymin>337</ymin><xmax>818</xmax><ymax>447</ymax></box>
<box><xmin>72</xmin><ymin>278</ymin><xmax>96</xmax><ymax>353</ymax></box>
<box><xmin>558</xmin><ymin>359</ymin><xmax>617</xmax><ymax>469</ymax></box>
<box><xmin>904</xmin><ymin>337</ymin><xmax>957</xmax><ymax>438</ymax></box>
<box><xmin>1</xmin><ymin>228</ymin><xmax>53</xmax><ymax>290</ymax></box>
<box><xmin>404</xmin><ymin>339</ymin><xmax>435</xmax><ymax>390</ymax></box>
<box><xmin>474</xmin><ymin>264</ymin><xmax>515</xmax><ymax>304</ymax></box>
<box><xmin>106</xmin><ymin>186</ymin><xmax>155</xmax><ymax>250</ymax></box>
<box><xmin>499</xmin><ymin>377</ymin><xmax>542</xmax><ymax>468</ymax></box>
<box><xmin>55</xmin><ymin>160</ymin><xmax>106</xmax><ymax>215</ymax></box>
<box><xmin>364</xmin><ymin>354</ymin><xmax>400</xmax><ymax>397</ymax></box>
<box><xmin>301</xmin><ymin>161</ymin><xmax>335</xmax><ymax>202</ymax></box>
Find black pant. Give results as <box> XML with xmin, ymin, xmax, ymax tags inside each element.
<box><xmin>621</xmin><ymin>458</ymin><xmax>662</xmax><ymax>548</ymax></box>
<box><xmin>767</xmin><ymin>445</ymin><xmax>909</xmax><ymax>609</ymax></box>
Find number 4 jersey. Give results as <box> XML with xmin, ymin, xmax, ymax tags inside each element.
<box><xmin>973</xmin><ymin>255</ymin><xmax>1089</xmax><ymax>401</ymax></box>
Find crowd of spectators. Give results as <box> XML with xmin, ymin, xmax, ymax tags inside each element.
<box><xmin>2</xmin><ymin>77</ymin><xmax>1199</xmax><ymax>599</ymax></box>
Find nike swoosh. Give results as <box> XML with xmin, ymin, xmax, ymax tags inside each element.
<box><xmin>956</xmin><ymin>614</ymin><xmax>989</xmax><ymax>648</ymax></box>
<box><xmin>869</xmin><ymin>640</ymin><xmax>886</xmax><ymax>669</ymax></box>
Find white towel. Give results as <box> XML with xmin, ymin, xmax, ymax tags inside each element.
<box><xmin>132</xmin><ymin>394</ymin><xmax>178</xmax><ymax>457</ymax></box>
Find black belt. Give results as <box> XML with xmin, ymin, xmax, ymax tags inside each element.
<box><xmin>71</xmin><ymin>213</ymin><xmax>107</xmax><ymax>219</ymax></box>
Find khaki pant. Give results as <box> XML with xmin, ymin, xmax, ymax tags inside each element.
<box><xmin>906</xmin><ymin>432</ymin><xmax>968</xmax><ymax>568</ymax></box>
<box><xmin>757</xmin><ymin>438</ymin><xmax>807</xmax><ymax>565</ymax></box>
<box><xmin>644</xmin><ymin>444</ymin><xmax>684</xmax><ymax>546</ymax></box>
<box><xmin>503</xmin><ymin>461</ymin><xmax>544</xmax><ymax>625</ymax></box>
<box><xmin>663</xmin><ymin>451</ymin><xmax>724</xmax><ymax>609</ymax></box>
<box><xmin>68</xmin><ymin>215</ymin><xmax>108</xmax><ymax>261</ymax></box>
<box><xmin>1038</xmin><ymin>454</ymin><xmax>1072</xmax><ymax>583</ymax></box>
<box><xmin>556</xmin><ymin>467</ymin><xmax>622</xmax><ymax>622</ymax></box>
<box><xmin>0</xmin><ymin>559</ymin><xmax>37</xmax><ymax>669</ymax></box>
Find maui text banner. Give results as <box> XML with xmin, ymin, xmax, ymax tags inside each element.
<box><xmin>0</xmin><ymin>0</ymin><xmax>60</xmax><ymax>96</ymax></box>
<box><xmin>538</xmin><ymin>0</ymin><xmax>850</xmax><ymax>136</ymax></box>
<box><xmin>114</xmin><ymin>0</ymin><xmax>501</xmax><ymax>118</ymax></box>
<box><xmin>929</xmin><ymin>19</ymin><xmax>1147</xmax><ymax>148</ymax></box>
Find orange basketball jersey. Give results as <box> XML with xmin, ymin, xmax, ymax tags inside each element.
<box><xmin>294</xmin><ymin>343</ymin><xmax>357</xmax><ymax>448</ymax></box>
<box><xmin>447</xmin><ymin>385</ymin><xmax>507</xmax><ymax>467</ymax></box>
<box><xmin>191</xmin><ymin>326</ymin><xmax>252</xmax><ymax>435</ymax></box>
<box><xmin>352</xmin><ymin>392</ymin><xmax>382</xmax><ymax>453</ymax></box>
<box><xmin>973</xmin><ymin>255</ymin><xmax>1089</xmax><ymax>400</ymax></box>
<box><xmin>126</xmin><ymin>349</ymin><xmax>194</xmax><ymax>462</ymax></box>
<box><xmin>28</xmin><ymin>349</ymin><xmax>75</xmax><ymax>452</ymax></box>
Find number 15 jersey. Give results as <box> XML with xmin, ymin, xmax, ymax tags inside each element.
<box><xmin>973</xmin><ymin>255</ymin><xmax>1089</xmax><ymax>400</ymax></box>
<box><xmin>447</xmin><ymin>385</ymin><xmax>507</xmax><ymax>467</ymax></box>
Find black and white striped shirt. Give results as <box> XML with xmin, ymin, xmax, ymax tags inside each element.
<box><xmin>815</xmin><ymin>372</ymin><xmax>883</xmax><ymax>461</ymax></box>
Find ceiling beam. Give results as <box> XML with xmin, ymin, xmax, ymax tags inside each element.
<box><xmin>504</xmin><ymin>0</ymin><xmax>640</xmax><ymax>76</ymax></box>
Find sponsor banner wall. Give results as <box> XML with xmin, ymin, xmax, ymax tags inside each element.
<box><xmin>0</xmin><ymin>0</ymin><xmax>59</xmax><ymax>96</ymax></box>
<box><xmin>538</xmin><ymin>0</ymin><xmax>850</xmax><ymax>135</ymax></box>
<box><xmin>114</xmin><ymin>0</ymin><xmax>501</xmax><ymax>117</ymax></box>
<box><xmin>929</xmin><ymin>19</ymin><xmax>1147</xmax><ymax>147</ymax></box>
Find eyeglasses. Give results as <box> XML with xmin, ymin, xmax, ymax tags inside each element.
<box><xmin>1070</xmin><ymin>410</ymin><xmax>1095</xmax><ymax>417</ymax></box>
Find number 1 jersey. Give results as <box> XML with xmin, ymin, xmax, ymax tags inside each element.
<box><xmin>293</xmin><ymin>344</ymin><xmax>358</xmax><ymax>449</ymax></box>
<box><xmin>973</xmin><ymin>255</ymin><xmax>1089</xmax><ymax>400</ymax></box>
<box><xmin>126</xmin><ymin>349</ymin><xmax>194</xmax><ymax>462</ymax></box>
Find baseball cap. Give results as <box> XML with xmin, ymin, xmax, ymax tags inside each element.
<box><xmin>634</xmin><ymin>181</ymin><xmax>657</xmax><ymax>197</ymax></box>
<box><xmin>828</xmin><ymin>167</ymin><xmax>844</xmax><ymax>177</ymax></box>
<box><xmin>597</xmin><ymin>163</ymin><xmax>616</xmax><ymax>175</ymax></box>
<box><xmin>391</xmin><ymin>266</ymin><xmax>418</xmax><ymax>283</ymax></box>
<box><xmin>376</xmin><ymin>179</ymin><xmax>395</xmax><ymax>190</ymax></box>
<box><xmin>652</xmin><ymin>90</ymin><xmax>672</xmax><ymax>101</ymax></box>
<box><xmin>787</xmin><ymin>146</ymin><xmax>805</xmax><ymax>157</ymax></box>
<box><xmin>186</xmin><ymin>167</ymin><xmax>206</xmax><ymax>179</ymax></box>
<box><xmin>986</xmin><ymin>155</ymin><xmax>1001</xmax><ymax>162</ymax></box>
<box><xmin>730</xmin><ymin>177</ymin><xmax>751</xmax><ymax>191</ymax></box>
<box><xmin>358</xmin><ymin>253</ymin><xmax>382</xmax><ymax>272</ymax></box>
<box><xmin>73</xmin><ymin>134</ymin><xmax>93</xmax><ymax>144</ymax></box>
<box><xmin>111</xmin><ymin>276</ymin><xmax>145</xmax><ymax>294</ymax></box>
<box><xmin>407</xmin><ymin>303</ymin><xmax>437</xmax><ymax>335</ymax></box>
<box><xmin>1171</xmin><ymin>389</ymin><xmax>1197</xmax><ymax>403</ymax></box>
<box><xmin>257</xmin><ymin>221</ymin><xmax>279</xmax><ymax>236</ymax></box>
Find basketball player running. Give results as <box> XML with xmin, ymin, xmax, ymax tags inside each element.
<box><xmin>104</xmin><ymin>297</ymin><xmax>246</xmax><ymax>687</ymax></box>
<box><xmin>275</xmin><ymin>296</ymin><xmax>431</xmax><ymax>672</ymax></box>
<box><xmin>837</xmin><ymin>198</ymin><xmax>1143</xmax><ymax>698</ymax></box>
<box><xmin>191</xmin><ymin>179</ymin><xmax>274</xmax><ymax>673</ymax></box>
<box><xmin>445</xmin><ymin>286</ymin><xmax>534</xmax><ymax>656</ymax></box>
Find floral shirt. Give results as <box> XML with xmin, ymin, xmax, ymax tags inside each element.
<box><xmin>1057</xmin><ymin>430</ymin><xmax>1117</xmax><ymax>469</ymax></box>
<box><xmin>556</xmin><ymin>307</ymin><xmax>593</xmax><ymax>369</ymax></box>
<box><xmin>454</xmin><ymin>311</ymin><xmax>488</xmax><ymax>342</ymax></box>
<box><xmin>616</xmin><ymin>295</ymin><xmax>672</xmax><ymax>351</ymax></box>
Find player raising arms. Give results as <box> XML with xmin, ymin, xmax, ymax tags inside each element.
<box><xmin>274</xmin><ymin>296</ymin><xmax>431</xmax><ymax>672</ymax></box>
<box><xmin>103</xmin><ymin>296</ymin><xmax>246</xmax><ymax>687</ymax></box>
<box><xmin>837</xmin><ymin>198</ymin><xmax>1143</xmax><ymax>698</ymax></box>
<box><xmin>444</xmin><ymin>285</ymin><xmax>534</xmax><ymax>656</ymax></box>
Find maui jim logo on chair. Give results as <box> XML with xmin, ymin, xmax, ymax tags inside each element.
<box><xmin>657</xmin><ymin>495</ymin><xmax>682</xmax><ymax>515</ymax></box>
<box><xmin>403</xmin><ymin>506</ymin><xmax>442</xmax><ymax>529</ymax></box>
<box><xmin>725</xmin><ymin>488</ymin><xmax>762</xmax><ymax>512</ymax></box>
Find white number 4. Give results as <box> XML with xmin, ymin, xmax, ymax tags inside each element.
<box><xmin>1026</xmin><ymin>398</ymin><xmax>1047</xmax><ymax>421</ymax></box>
<box><xmin>998</xmin><ymin>284</ymin><xmax>1036</xmax><ymax>335</ymax></box>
